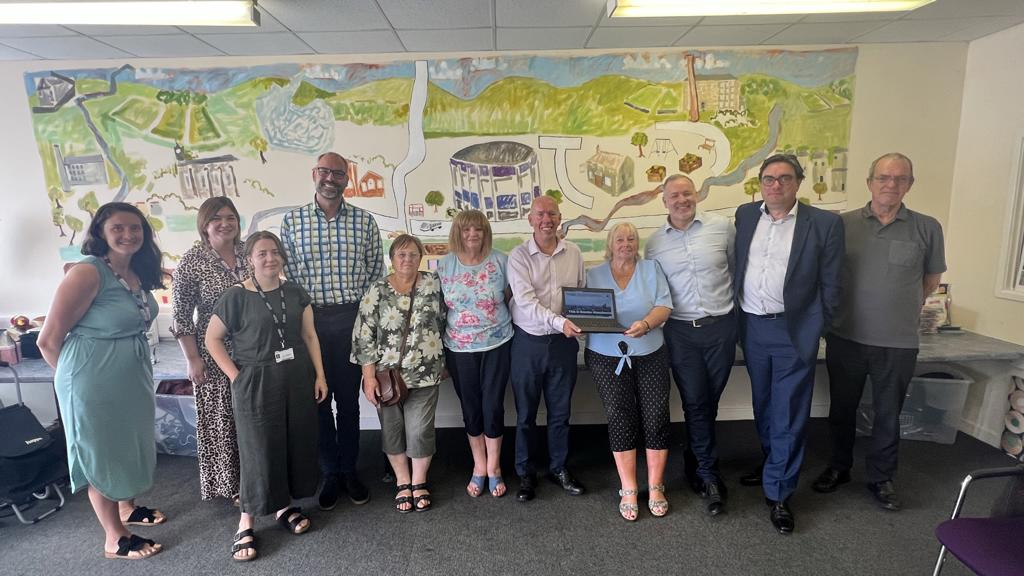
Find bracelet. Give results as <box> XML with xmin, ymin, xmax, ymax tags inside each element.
<box><xmin>641</xmin><ymin>320</ymin><xmax>651</xmax><ymax>333</ymax></box>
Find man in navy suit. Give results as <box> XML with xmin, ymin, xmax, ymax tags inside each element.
<box><xmin>733</xmin><ymin>154</ymin><xmax>844</xmax><ymax>535</ymax></box>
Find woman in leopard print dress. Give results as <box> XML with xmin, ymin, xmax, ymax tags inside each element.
<box><xmin>171</xmin><ymin>197</ymin><xmax>249</xmax><ymax>500</ymax></box>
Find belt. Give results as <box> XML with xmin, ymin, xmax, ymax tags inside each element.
<box><xmin>685</xmin><ymin>314</ymin><xmax>730</xmax><ymax>328</ymax></box>
<box><xmin>748</xmin><ymin>312</ymin><xmax>785</xmax><ymax>320</ymax></box>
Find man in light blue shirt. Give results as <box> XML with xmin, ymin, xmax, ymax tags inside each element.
<box><xmin>644</xmin><ymin>174</ymin><xmax>737</xmax><ymax>516</ymax></box>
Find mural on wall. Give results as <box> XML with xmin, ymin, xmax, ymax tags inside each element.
<box><xmin>23</xmin><ymin>47</ymin><xmax>857</xmax><ymax>271</ymax></box>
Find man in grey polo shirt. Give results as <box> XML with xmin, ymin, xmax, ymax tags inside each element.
<box><xmin>812</xmin><ymin>152</ymin><xmax>945</xmax><ymax>511</ymax></box>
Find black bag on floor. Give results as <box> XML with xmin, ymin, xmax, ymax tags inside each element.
<box><xmin>0</xmin><ymin>403</ymin><xmax>60</xmax><ymax>497</ymax></box>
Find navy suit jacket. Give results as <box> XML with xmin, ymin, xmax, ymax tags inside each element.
<box><xmin>734</xmin><ymin>201</ymin><xmax>844</xmax><ymax>363</ymax></box>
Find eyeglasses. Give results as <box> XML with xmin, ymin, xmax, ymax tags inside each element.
<box><xmin>871</xmin><ymin>175</ymin><xmax>913</xmax><ymax>186</ymax></box>
<box><xmin>760</xmin><ymin>174</ymin><xmax>796</xmax><ymax>186</ymax></box>
<box><xmin>316</xmin><ymin>167</ymin><xmax>348</xmax><ymax>180</ymax></box>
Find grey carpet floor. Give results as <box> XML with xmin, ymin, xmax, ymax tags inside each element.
<box><xmin>0</xmin><ymin>420</ymin><xmax>1013</xmax><ymax>576</ymax></box>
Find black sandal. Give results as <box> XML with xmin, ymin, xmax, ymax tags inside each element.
<box><xmin>104</xmin><ymin>534</ymin><xmax>162</xmax><ymax>560</ymax></box>
<box><xmin>394</xmin><ymin>483</ymin><xmax>414</xmax><ymax>514</ymax></box>
<box><xmin>231</xmin><ymin>528</ymin><xmax>257</xmax><ymax>562</ymax></box>
<box><xmin>411</xmin><ymin>483</ymin><xmax>432</xmax><ymax>512</ymax></box>
<box><xmin>275</xmin><ymin>507</ymin><xmax>310</xmax><ymax>535</ymax></box>
<box><xmin>124</xmin><ymin>505</ymin><xmax>167</xmax><ymax>526</ymax></box>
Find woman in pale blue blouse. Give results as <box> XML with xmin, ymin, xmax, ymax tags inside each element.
<box><xmin>437</xmin><ymin>210</ymin><xmax>513</xmax><ymax>498</ymax></box>
<box><xmin>585</xmin><ymin>222</ymin><xmax>673</xmax><ymax>521</ymax></box>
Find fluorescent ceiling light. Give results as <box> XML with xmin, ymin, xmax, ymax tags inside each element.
<box><xmin>0</xmin><ymin>1</ymin><xmax>259</xmax><ymax>26</ymax></box>
<box><xmin>607</xmin><ymin>0</ymin><xmax>935</xmax><ymax>17</ymax></box>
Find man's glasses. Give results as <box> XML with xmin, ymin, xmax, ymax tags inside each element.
<box><xmin>760</xmin><ymin>174</ymin><xmax>796</xmax><ymax>186</ymax></box>
<box><xmin>871</xmin><ymin>175</ymin><xmax>913</xmax><ymax>186</ymax></box>
<box><xmin>316</xmin><ymin>167</ymin><xmax>348</xmax><ymax>180</ymax></box>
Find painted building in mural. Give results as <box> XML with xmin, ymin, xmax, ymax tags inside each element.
<box><xmin>53</xmin><ymin>144</ymin><xmax>106</xmax><ymax>189</ymax></box>
<box><xmin>684</xmin><ymin>74</ymin><xmax>741</xmax><ymax>113</ymax></box>
<box><xmin>582</xmin><ymin>146</ymin><xmax>634</xmax><ymax>197</ymax></box>
<box><xmin>175</xmin><ymin>144</ymin><xmax>238</xmax><ymax>199</ymax></box>
<box><xmin>450</xmin><ymin>141</ymin><xmax>540</xmax><ymax>222</ymax></box>
<box><xmin>33</xmin><ymin>73</ymin><xmax>75</xmax><ymax>112</ymax></box>
<box><xmin>343</xmin><ymin>161</ymin><xmax>385</xmax><ymax>198</ymax></box>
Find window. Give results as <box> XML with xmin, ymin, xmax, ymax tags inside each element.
<box><xmin>996</xmin><ymin>134</ymin><xmax>1024</xmax><ymax>302</ymax></box>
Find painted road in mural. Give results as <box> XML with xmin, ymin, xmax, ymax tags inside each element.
<box><xmin>24</xmin><ymin>48</ymin><xmax>857</xmax><ymax>268</ymax></box>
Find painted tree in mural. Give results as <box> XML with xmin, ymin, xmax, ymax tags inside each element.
<box><xmin>545</xmin><ymin>189</ymin><xmax>563</xmax><ymax>204</ymax></box>
<box><xmin>65</xmin><ymin>215</ymin><xmax>83</xmax><ymax>246</ymax></box>
<box><xmin>813</xmin><ymin>181</ymin><xmax>828</xmax><ymax>201</ymax></box>
<box><xmin>631</xmin><ymin>132</ymin><xmax>648</xmax><ymax>158</ymax></box>
<box><xmin>425</xmin><ymin>190</ymin><xmax>444</xmax><ymax>213</ymax></box>
<box><xmin>744</xmin><ymin>177</ymin><xmax>760</xmax><ymax>203</ymax></box>
<box><xmin>250</xmin><ymin>136</ymin><xmax>268</xmax><ymax>164</ymax></box>
<box><xmin>48</xmin><ymin>187</ymin><xmax>67</xmax><ymax>237</ymax></box>
<box><xmin>77</xmin><ymin>191</ymin><xmax>99</xmax><ymax>219</ymax></box>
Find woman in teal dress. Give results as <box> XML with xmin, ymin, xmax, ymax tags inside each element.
<box><xmin>38</xmin><ymin>202</ymin><xmax>168</xmax><ymax>561</ymax></box>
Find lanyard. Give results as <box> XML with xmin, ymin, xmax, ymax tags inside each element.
<box><xmin>212</xmin><ymin>246</ymin><xmax>245</xmax><ymax>282</ymax></box>
<box><xmin>103</xmin><ymin>257</ymin><xmax>152</xmax><ymax>327</ymax></box>
<box><xmin>253</xmin><ymin>277</ymin><xmax>287</xmax><ymax>350</ymax></box>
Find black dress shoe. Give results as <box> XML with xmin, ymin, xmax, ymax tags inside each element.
<box><xmin>343</xmin><ymin>473</ymin><xmax>370</xmax><ymax>505</ymax></box>
<box><xmin>703</xmin><ymin>481</ymin><xmax>725</xmax><ymax>516</ymax></box>
<box><xmin>768</xmin><ymin>499</ymin><xmax>794</xmax><ymax>534</ymax></box>
<box><xmin>812</xmin><ymin>467</ymin><xmax>851</xmax><ymax>494</ymax></box>
<box><xmin>867</xmin><ymin>480</ymin><xmax>902</xmax><ymax>511</ymax></box>
<box><xmin>516</xmin><ymin>475</ymin><xmax>537</xmax><ymax>502</ymax></box>
<box><xmin>319</xmin><ymin>475</ymin><xmax>339</xmax><ymax>510</ymax></box>
<box><xmin>550</xmin><ymin>468</ymin><xmax>585</xmax><ymax>496</ymax></box>
<box><xmin>740</xmin><ymin>466</ymin><xmax>763</xmax><ymax>487</ymax></box>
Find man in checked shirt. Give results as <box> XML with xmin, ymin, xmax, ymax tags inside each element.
<box><xmin>281</xmin><ymin>152</ymin><xmax>384</xmax><ymax>511</ymax></box>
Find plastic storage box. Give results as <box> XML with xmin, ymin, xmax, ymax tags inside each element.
<box><xmin>154</xmin><ymin>381</ymin><xmax>198</xmax><ymax>457</ymax></box>
<box><xmin>856</xmin><ymin>364</ymin><xmax>972</xmax><ymax>445</ymax></box>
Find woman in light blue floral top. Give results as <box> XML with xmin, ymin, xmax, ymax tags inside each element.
<box><xmin>437</xmin><ymin>210</ymin><xmax>513</xmax><ymax>498</ymax></box>
<box><xmin>352</xmin><ymin>234</ymin><xmax>446</xmax><ymax>513</ymax></box>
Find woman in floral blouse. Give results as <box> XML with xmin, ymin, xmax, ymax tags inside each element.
<box><xmin>437</xmin><ymin>210</ymin><xmax>513</xmax><ymax>498</ymax></box>
<box><xmin>352</xmin><ymin>234</ymin><xmax>446</xmax><ymax>513</ymax></box>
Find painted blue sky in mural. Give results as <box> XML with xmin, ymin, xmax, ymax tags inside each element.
<box><xmin>428</xmin><ymin>48</ymin><xmax>857</xmax><ymax>99</ymax></box>
<box><xmin>24</xmin><ymin>61</ymin><xmax>416</xmax><ymax>95</ymax></box>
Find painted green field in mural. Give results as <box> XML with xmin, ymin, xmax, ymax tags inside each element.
<box><xmin>111</xmin><ymin>97</ymin><xmax>161</xmax><ymax>131</ymax></box>
<box><xmin>188</xmin><ymin>105</ymin><xmax>222</xmax><ymax>144</ymax></box>
<box><xmin>152</xmin><ymin>102</ymin><xmax>186</xmax><ymax>140</ymax></box>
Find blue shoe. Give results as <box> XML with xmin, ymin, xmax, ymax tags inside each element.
<box><xmin>467</xmin><ymin>475</ymin><xmax>486</xmax><ymax>497</ymax></box>
<box><xmin>488</xmin><ymin>476</ymin><xmax>506</xmax><ymax>498</ymax></box>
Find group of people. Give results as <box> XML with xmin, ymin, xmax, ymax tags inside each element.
<box><xmin>36</xmin><ymin>149</ymin><xmax>944</xmax><ymax>561</ymax></box>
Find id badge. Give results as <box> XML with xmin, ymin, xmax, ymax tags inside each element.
<box><xmin>274</xmin><ymin>348</ymin><xmax>295</xmax><ymax>363</ymax></box>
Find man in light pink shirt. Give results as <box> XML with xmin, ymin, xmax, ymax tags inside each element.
<box><xmin>507</xmin><ymin>196</ymin><xmax>585</xmax><ymax>502</ymax></box>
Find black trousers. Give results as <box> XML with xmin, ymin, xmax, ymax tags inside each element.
<box><xmin>662</xmin><ymin>314</ymin><xmax>737</xmax><ymax>482</ymax></box>
<box><xmin>313</xmin><ymin>303</ymin><xmax>363</xmax><ymax>478</ymax></box>
<box><xmin>825</xmin><ymin>334</ymin><xmax>919</xmax><ymax>483</ymax></box>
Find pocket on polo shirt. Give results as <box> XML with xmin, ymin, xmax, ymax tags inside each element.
<box><xmin>888</xmin><ymin>240</ymin><xmax>923</xmax><ymax>267</ymax></box>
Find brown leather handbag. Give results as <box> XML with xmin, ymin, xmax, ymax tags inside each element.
<box><xmin>374</xmin><ymin>276</ymin><xmax>416</xmax><ymax>407</ymax></box>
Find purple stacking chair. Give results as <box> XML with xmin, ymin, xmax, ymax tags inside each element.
<box><xmin>933</xmin><ymin>464</ymin><xmax>1024</xmax><ymax>575</ymax></box>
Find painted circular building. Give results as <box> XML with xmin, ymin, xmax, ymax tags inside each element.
<box><xmin>449</xmin><ymin>141</ymin><xmax>540</xmax><ymax>222</ymax></box>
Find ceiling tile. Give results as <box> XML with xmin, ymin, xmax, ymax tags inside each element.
<box><xmin>497</xmin><ymin>0</ymin><xmax>606</xmax><ymax>27</ymax></box>
<box><xmin>699</xmin><ymin>14</ymin><xmax>804</xmax><ymax>25</ymax></box>
<box><xmin>298</xmin><ymin>30</ymin><xmax>405</xmax><ymax>53</ymax></box>
<box><xmin>905</xmin><ymin>0</ymin><xmax>1024</xmax><ymax>19</ymax></box>
<box><xmin>941</xmin><ymin>16</ymin><xmax>1024</xmax><ymax>41</ymax></box>
<box><xmin>195</xmin><ymin>31</ymin><xmax>313</xmax><ymax>55</ymax></box>
<box><xmin>802</xmin><ymin>12</ymin><xmax>908</xmax><ymax>23</ymax></box>
<box><xmin>99</xmin><ymin>34</ymin><xmax>225</xmax><ymax>57</ymax></box>
<box><xmin>179</xmin><ymin>6</ymin><xmax>286</xmax><ymax>34</ymax></box>
<box><xmin>0</xmin><ymin>42</ymin><xmax>40</xmax><ymax>60</ymax></box>
<box><xmin>587</xmin><ymin>25</ymin><xmax>688</xmax><ymax>48</ymax></box>
<box><xmin>1</xmin><ymin>35</ymin><xmax>131</xmax><ymax>59</ymax></box>
<box><xmin>676</xmin><ymin>24</ymin><xmax>790</xmax><ymax>47</ymax></box>
<box><xmin>497</xmin><ymin>26</ymin><xmax>592</xmax><ymax>50</ymax></box>
<box><xmin>64</xmin><ymin>25</ymin><xmax>183</xmax><ymax>36</ymax></box>
<box><xmin>762</xmin><ymin>21</ymin><xmax>886</xmax><ymax>44</ymax></box>
<box><xmin>0</xmin><ymin>24</ymin><xmax>77</xmax><ymax>38</ymax></box>
<box><xmin>397</xmin><ymin>27</ymin><xmax>493</xmax><ymax>52</ymax></box>
<box><xmin>258</xmin><ymin>0</ymin><xmax>389</xmax><ymax>32</ymax></box>
<box><xmin>380</xmin><ymin>0</ymin><xmax>491</xmax><ymax>30</ymax></box>
<box><xmin>852</xmin><ymin>18</ymin><xmax>973</xmax><ymax>42</ymax></box>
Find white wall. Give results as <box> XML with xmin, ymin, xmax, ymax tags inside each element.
<box><xmin>947</xmin><ymin>22</ymin><xmax>1024</xmax><ymax>346</ymax></box>
<box><xmin>0</xmin><ymin>42</ymin><xmax>973</xmax><ymax>428</ymax></box>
